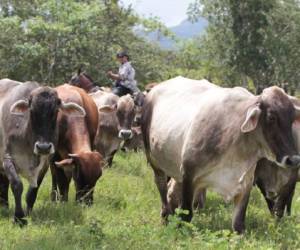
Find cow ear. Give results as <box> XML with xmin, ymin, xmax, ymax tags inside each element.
<box><xmin>288</xmin><ymin>96</ymin><xmax>300</xmax><ymax>123</ymax></box>
<box><xmin>293</xmin><ymin>104</ymin><xmax>300</xmax><ymax>122</ymax></box>
<box><xmin>60</xmin><ymin>102</ymin><xmax>86</xmax><ymax>117</ymax></box>
<box><xmin>98</xmin><ymin>104</ymin><xmax>117</xmax><ymax>113</ymax></box>
<box><xmin>10</xmin><ymin>100</ymin><xmax>29</xmax><ymax>115</ymax></box>
<box><xmin>241</xmin><ymin>105</ymin><xmax>262</xmax><ymax>133</ymax></box>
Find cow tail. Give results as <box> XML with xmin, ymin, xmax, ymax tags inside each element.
<box><xmin>141</xmin><ymin>98</ymin><xmax>153</xmax><ymax>162</ymax></box>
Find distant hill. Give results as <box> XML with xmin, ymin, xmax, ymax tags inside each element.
<box><xmin>170</xmin><ymin>18</ymin><xmax>208</xmax><ymax>39</ymax></box>
<box><xmin>141</xmin><ymin>18</ymin><xmax>208</xmax><ymax>49</ymax></box>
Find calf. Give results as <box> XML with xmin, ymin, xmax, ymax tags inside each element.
<box><xmin>255</xmin><ymin>96</ymin><xmax>300</xmax><ymax>218</ymax></box>
<box><xmin>122</xmin><ymin>126</ymin><xmax>144</xmax><ymax>152</ymax></box>
<box><xmin>255</xmin><ymin>159</ymin><xmax>298</xmax><ymax>217</ymax></box>
<box><xmin>0</xmin><ymin>79</ymin><xmax>83</xmax><ymax>224</ymax></box>
<box><xmin>89</xmin><ymin>91</ymin><xmax>135</xmax><ymax>166</ymax></box>
<box><xmin>51</xmin><ymin>84</ymin><xmax>103</xmax><ymax>204</ymax></box>
<box><xmin>142</xmin><ymin>76</ymin><xmax>300</xmax><ymax>233</ymax></box>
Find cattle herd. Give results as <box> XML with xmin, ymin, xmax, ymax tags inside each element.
<box><xmin>0</xmin><ymin>76</ymin><xmax>299</xmax><ymax>234</ymax></box>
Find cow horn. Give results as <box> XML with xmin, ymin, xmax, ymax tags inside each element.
<box><xmin>69</xmin><ymin>153</ymin><xmax>80</xmax><ymax>158</ymax></box>
<box><xmin>55</xmin><ymin>158</ymin><xmax>74</xmax><ymax>167</ymax></box>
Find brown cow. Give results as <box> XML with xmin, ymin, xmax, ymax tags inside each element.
<box><xmin>141</xmin><ymin>76</ymin><xmax>300</xmax><ymax>233</ymax></box>
<box><xmin>0</xmin><ymin>79</ymin><xmax>84</xmax><ymax>225</ymax></box>
<box><xmin>89</xmin><ymin>91</ymin><xmax>135</xmax><ymax>166</ymax></box>
<box><xmin>51</xmin><ymin>84</ymin><xmax>103</xmax><ymax>204</ymax></box>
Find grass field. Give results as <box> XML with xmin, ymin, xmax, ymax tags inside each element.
<box><xmin>0</xmin><ymin>151</ymin><xmax>300</xmax><ymax>250</ymax></box>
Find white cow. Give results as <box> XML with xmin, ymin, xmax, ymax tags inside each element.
<box><xmin>141</xmin><ymin>76</ymin><xmax>300</xmax><ymax>233</ymax></box>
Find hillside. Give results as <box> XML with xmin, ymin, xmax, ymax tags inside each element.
<box><xmin>144</xmin><ymin>18</ymin><xmax>208</xmax><ymax>49</ymax></box>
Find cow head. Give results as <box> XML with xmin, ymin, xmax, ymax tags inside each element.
<box><xmin>55</xmin><ymin>151</ymin><xmax>103</xmax><ymax>205</ymax></box>
<box><xmin>255</xmin><ymin>158</ymin><xmax>297</xmax><ymax>217</ymax></box>
<box><xmin>241</xmin><ymin>86</ymin><xmax>300</xmax><ymax>168</ymax></box>
<box><xmin>132</xmin><ymin>91</ymin><xmax>145</xmax><ymax>126</ymax></box>
<box><xmin>99</xmin><ymin>94</ymin><xmax>135</xmax><ymax>140</ymax></box>
<box><xmin>10</xmin><ymin>86</ymin><xmax>86</xmax><ymax>156</ymax></box>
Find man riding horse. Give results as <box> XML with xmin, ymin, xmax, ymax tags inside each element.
<box><xmin>107</xmin><ymin>51</ymin><xmax>139</xmax><ymax>97</ymax></box>
<box><xmin>70</xmin><ymin>51</ymin><xmax>139</xmax><ymax>97</ymax></box>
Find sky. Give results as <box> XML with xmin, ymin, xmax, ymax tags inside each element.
<box><xmin>120</xmin><ymin>0</ymin><xmax>194</xmax><ymax>27</ymax></box>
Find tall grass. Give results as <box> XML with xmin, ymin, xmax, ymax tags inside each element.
<box><xmin>0</xmin><ymin>151</ymin><xmax>299</xmax><ymax>249</ymax></box>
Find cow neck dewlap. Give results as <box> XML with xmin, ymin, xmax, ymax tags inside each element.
<box><xmin>68</xmin><ymin>126</ymin><xmax>92</xmax><ymax>153</ymax></box>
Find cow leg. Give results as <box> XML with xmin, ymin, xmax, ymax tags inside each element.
<box><xmin>167</xmin><ymin>179</ymin><xmax>181</xmax><ymax>213</ymax></box>
<box><xmin>153</xmin><ymin>168</ymin><xmax>171</xmax><ymax>221</ymax></box>
<box><xmin>3</xmin><ymin>156</ymin><xmax>26</xmax><ymax>225</ymax></box>
<box><xmin>232</xmin><ymin>187</ymin><xmax>251</xmax><ymax>234</ymax></box>
<box><xmin>286</xmin><ymin>184</ymin><xmax>296</xmax><ymax>216</ymax></box>
<box><xmin>194</xmin><ymin>189</ymin><xmax>206</xmax><ymax>210</ymax></box>
<box><xmin>50</xmin><ymin>154</ymin><xmax>60</xmax><ymax>201</ymax></box>
<box><xmin>50</xmin><ymin>164</ymin><xmax>59</xmax><ymax>201</ymax></box>
<box><xmin>75</xmin><ymin>184</ymin><xmax>94</xmax><ymax>205</ymax></box>
<box><xmin>0</xmin><ymin>173</ymin><xmax>9</xmax><ymax>208</ymax></box>
<box><xmin>286</xmin><ymin>193</ymin><xmax>293</xmax><ymax>216</ymax></box>
<box><xmin>107</xmin><ymin>150</ymin><xmax>117</xmax><ymax>167</ymax></box>
<box><xmin>50</xmin><ymin>165</ymin><xmax>70</xmax><ymax>202</ymax></box>
<box><xmin>256</xmin><ymin>183</ymin><xmax>275</xmax><ymax>215</ymax></box>
<box><xmin>26</xmin><ymin>165</ymin><xmax>48</xmax><ymax>214</ymax></box>
<box><xmin>265</xmin><ymin>197</ymin><xmax>275</xmax><ymax>215</ymax></box>
<box><xmin>56</xmin><ymin>167</ymin><xmax>71</xmax><ymax>202</ymax></box>
<box><xmin>180</xmin><ymin>171</ymin><xmax>194</xmax><ymax>222</ymax></box>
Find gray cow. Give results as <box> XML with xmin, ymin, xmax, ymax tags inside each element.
<box><xmin>0</xmin><ymin>79</ymin><xmax>84</xmax><ymax>225</ymax></box>
<box><xmin>255</xmin><ymin>159</ymin><xmax>299</xmax><ymax>218</ymax></box>
<box><xmin>255</xmin><ymin>100</ymin><xmax>300</xmax><ymax>218</ymax></box>
<box><xmin>89</xmin><ymin>91</ymin><xmax>135</xmax><ymax>166</ymax></box>
<box><xmin>141</xmin><ymin>76</ymin><xmax>300</xmax><ymax>233</ymax></box>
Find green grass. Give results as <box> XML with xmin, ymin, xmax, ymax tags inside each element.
<box><xmin>0</xmin><ymin>151</ymin><xmax>300</xmax><ymax>249</ymax></box>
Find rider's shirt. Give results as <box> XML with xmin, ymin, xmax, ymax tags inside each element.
<box><xmin>118</xmin><ymin>62</ymin><xmax>139</xmax><ymax>92</ymax></box>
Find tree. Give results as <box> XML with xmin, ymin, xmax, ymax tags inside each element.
<box><xmin>188</xmin><ymin>0</ymin><xmax>300</xmax><ymax>92</ymax></box>
<box><xmin>0</xmin><ymin>0</ymin><xmax>171</xmax><ymax>87</ymax></box>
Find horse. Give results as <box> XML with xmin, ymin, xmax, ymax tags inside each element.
<box><xmin>69</xmin><ymin>68</ymin><xmax>101</xmax><ymax>93</ymax></box>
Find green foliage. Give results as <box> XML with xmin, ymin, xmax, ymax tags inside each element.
<box><xmin>0</xmin><ymin>152</ymin><xmax>300</xmax><ymax>249</ymax></box>
<box><xmin>186</xmin><ymin>0</ymin><xmax>300</xmax><ymax>91</ymax></box>
<box><xmin>0</xmin><ymin>0</ymin><xmax>171</xmax><ymax>87</ymax></box>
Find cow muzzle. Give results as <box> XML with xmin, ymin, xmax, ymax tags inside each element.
<box><xmin>278</xmin><ymin>155</ymin><xmax>300</xmax><ymax>169</ymax></box>
<box><xmin>266</xmin><ymin>191</ymin><xmax>278</xmax><ymax>200</ymax></box>
<box><xmin>34</xmin><ymin>142</ymin><xmax>55</xmax><ymax>155</ymax></box>
<box><xmin>118</xmin><ymin>129</ymin><xmax>133</xmax><ymax>140</ymax></box>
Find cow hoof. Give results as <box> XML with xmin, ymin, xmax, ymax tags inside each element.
<box><xmin>160</xmin><ymin>206</ymin><xmax>172</xmax><ymax>217</ymax></box>
<box><xmin>13</xmin><ymin>216</ymin><xmax>28</xmax><ymax>227</ymax></box>
<box><xmin>25</xmin><ymin>207</ymin><xmax>32</xmax><ymax>216</ymax></box>
<box><xmin>179</xmin><ymin>211</ymin><xmax>192</xmax><ymax>222</ymax></box>
<box><xmin>160</xmin><ymin>205</ymin><xmax>174</xmax><ymax>225</ymax></box>
<box><xmin>233</xmin><ymin>223</ymin><xmax>245</xmax><ymax>234</ymax></box>
<box><xmin>51</xmin><ymin>190</ymin><xmax>59</xmax><ymax>202</ymax></box>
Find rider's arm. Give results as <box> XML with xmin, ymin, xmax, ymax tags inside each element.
<box><xmin>107</xmin><ymin>71</ymin><xmax>122</xmax><ymax>81</ymax></box>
